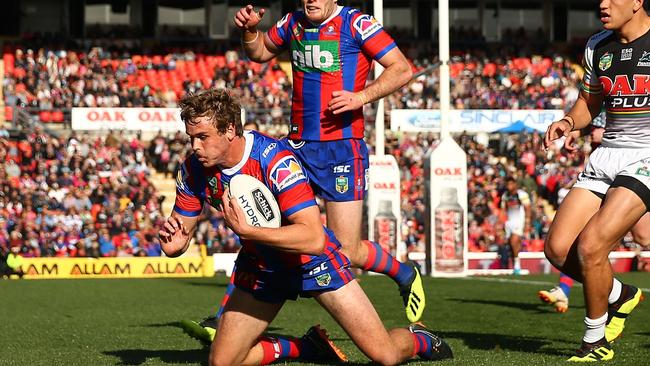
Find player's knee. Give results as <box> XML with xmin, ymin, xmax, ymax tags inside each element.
<box><xmin>544</xmin><ymin>237</ymin><xmax>566</xmax><ymax>268</ymax></box>
<box><xmin>368</xmin><ymin>351</ymin><xmax>401</xmax><ymax>366</ymax></box>
<box><xmin>208</xmin><ymin>349</ymin><xmax>234</xmax><ymax>366</ymax></box>
<box><xmin>576</xmin><ymin>232</ymin><xmax>608</xmax><ymax>267</ymax></box>
<box><xmin>632</xmin><ymin>230</ymin><xmax>650</xmax><ymax>247</ymax></box>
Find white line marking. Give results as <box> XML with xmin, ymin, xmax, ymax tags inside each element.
<box><xmin>454</xmin><ymin>276</ymin><xmax>650</xmax><ymax>292</ymax></box>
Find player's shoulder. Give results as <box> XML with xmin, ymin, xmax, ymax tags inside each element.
<box><xmin>247</xmin><ymin>130</ymin><xmax>285</xmax><ymax>161</ymax></box>
<box><xmin>585</xmin><ymin>30</ymin><xmax>615</xmax><ymax>50</ymax></box>
<box><xmin>276</xmin><ymin>10</ymin><xmax>302</xmax><ymax>28</ymax></box>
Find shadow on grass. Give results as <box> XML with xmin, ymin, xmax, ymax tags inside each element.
<box><xmin>447</xmin><ymin>297</ymin><xmax>584</xmax><ymax>314</ymax></box>
<box><xmin>144</xmin><ymin>321</ymin><xmax>283</xmax><ymax>333</ymax></box>
<box><xmin>437</xmin><ymin>330</ymin><xmax>574</xmax><ymax>357</ymax></box>
<box><xmin>104</xmin><ymin>348</ymin><xmax>209</xmax><ymax>365</ymax></box>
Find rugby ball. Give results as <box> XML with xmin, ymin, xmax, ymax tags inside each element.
<box><xmin>229</xmin><ymin>174</ymin><xmax>281</xmax><ymax>228</ymax></box>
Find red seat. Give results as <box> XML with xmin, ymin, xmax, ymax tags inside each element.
<box><xmin>51</xmin><ymin>110</ymin><xmax>64</xmax><ymax>123</ymax></box>
<box><xmin>5</xmin><ymin>106</ymin><xmax>13</xmax><ymax>122</ymax></box>
<box><xmin>39</xmin><ymin>111</ymin><xmax>52</xmax><ymax>123</ymax></box>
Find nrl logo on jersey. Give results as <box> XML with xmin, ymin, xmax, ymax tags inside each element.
<box><xmin>638</xmin><ymin>51</ymin><xmax>650</xmax><ymax>67</ymax></box>
<box><xmin>599</xmin><ymin>52</ymin><xmax>613</xmax><ymax>71</ymax></box>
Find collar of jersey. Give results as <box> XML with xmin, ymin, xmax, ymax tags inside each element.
<box><xmin>306</xmin><ymin>5</ymin><xmax>342</xmax><ymax>27</ymax></box>
<box><xmin>222</xmin><ymin>131</ymin><xmax>253</xmax><ymax>175</ymax></box>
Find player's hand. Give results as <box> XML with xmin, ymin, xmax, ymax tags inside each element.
<box><xmin>221</xmin><ymin>188</ymin><xmax>252</xmax><ymax>237</ymax></box>
<box><xmin>158</xmin><ymin>215</ymin><xmax>190</xmax><ymax>245</ymax></box>
<box><xmin>234</xmin><ymin>5</ymin><xmax>266</xmax><ymax>32</ymax></box>
<box><xmin>563</xmin><ymin>130</ymin><xmax>582</xmax><ymax>152</ymax></box>
<box><xmin>543</xmin><ymin>119</ymin><xmax>572</xmax><ymax>149</ymax></box>
<box><xmin>329</xmin><ymin>90</ymin><xmax>365</xmax><ymax>115</ymax></box>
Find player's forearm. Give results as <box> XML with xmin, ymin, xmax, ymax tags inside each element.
<box><xmin>361</xmin><ymin>60</ymin><xmax>412</xmax><ymax>103</ymax></box>
<box><xmin>240</xmin><ymin>223</ymin><xmax>326</xmax><ymax>256</ymax></box>
<box><xmin>565</xmin><ymin>93</ymin><xmax>603</xmax><ymax>131</ymax></box>
<box><xmin>242</xmin><ymin>30</ymin><xmax>275</xmax><ymax>63</ymax></box>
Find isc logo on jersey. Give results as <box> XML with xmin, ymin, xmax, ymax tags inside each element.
<box><xmin>270</xmin><ymin>156</ymin><xmax>306</xmax><ymax>190</ymax></box>
<box><xmin>291</xmin><ymin>41</ymin><xmax>340</xmax><ymax>72</ymax></box>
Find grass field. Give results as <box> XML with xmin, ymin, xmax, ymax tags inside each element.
<box><xmin>1</xmin><ymin>273</ymin><xmax>649</xmax><ymax>365</ymax></box>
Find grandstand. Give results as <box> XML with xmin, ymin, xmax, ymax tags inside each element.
<box><xmin>1</xmin><ymin>0</ymin><xmax>648</xmax><ymax>272</ymax></box>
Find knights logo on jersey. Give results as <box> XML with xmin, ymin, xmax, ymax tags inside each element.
<box><xmin>316</xmin><ymin>273</ymin><xmax>332</xmax><ymax>287</ymax></box>
<box><xmin>599</xmin><ymin>52</ymin><xmax>613</xmax><ymax>71</ymax></box>
<box><xmin>353</xmin><ymin>14</ymin><xmax>382</xmax><ymax>40</ymax></box>
<box><xmin>270</xmin><ymin>156</ymin><xmax>306</xmax><ymax>190</ymax></box>
<box><xmin>208</xmin><ymin>176</ymin><xmax>219</xmax><ymax>195</ymax></box>
<box><xmin>176</xmin><ymin>166</ymin><xmax>187</xmax><ymax>192</ymax></box>
<box><xmin>335</xmin><ymin>176</ymin><xmax>349</xmax><ymax>193</ymax></box>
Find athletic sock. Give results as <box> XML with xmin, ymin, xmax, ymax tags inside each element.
<box><xmin>259</xmin><ymin>336</ymin><xmax>302</xmax><ymax>365</ymax></box>
<box><xmin>513</xmin><ymin>256</ymin><xmax>521</xmax><ymax>271</ymax></box>
<box><xmin>411</xmin><ymin>332</ymin><xmax>435</xmax><ymax>358</ymax></box>
<box><xmin>216</xmin><ymin>270</ymin><xmax>236</xmax><ymax>319</ymax></box>
<box><xmin>583</xmin><ymin>313</ymin><xmax>608</xmax><ymax>343</ymax></box>
<box><xmin>559</xmin><ymin>273</ymin><xmax>574</xmax><ymax>297</ymax></box>
<box><xmin>608</xmin><ymin>278</ymin><xmax>622</xmax><ymax>305</ymax></box>
<box><xmin>361</xmin><ymin>240</ymin><xmax>414</xmax><ymax>287</ymax></box>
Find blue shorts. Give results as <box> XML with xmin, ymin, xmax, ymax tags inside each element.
<box><xmin>281</xmin><ymin>138</ymin><xmax>369</xmax><ymax>202</ymax></box>
<box><xmin>233</xmin><ymin>251</ymin><xmax>354</xmax><ymax>303</ymax></box>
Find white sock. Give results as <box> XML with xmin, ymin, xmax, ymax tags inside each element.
<box><xmin>583</xmin><ymin>313</ymin><xmax>608</xmax><ymax>343</ymax></box>
<box><xmin>514</xmin><ymin>257</ymin><xmax>521</xmax><ymax>270</ymax></box>
<box><xmin>609</xmin><ymin>278</ymin><xmax>622</xmax><ymax>304</ymax></box>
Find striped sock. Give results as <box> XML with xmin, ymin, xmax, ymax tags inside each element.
<box><xmin>216</xmin><ymin>270</ymin><xmax>236</xmax><ymax>319</ymax></box>
<box><xmin>411</xmin><ymin>332</ymin><xmax>434</xmax><ymax>359</ymax></box>
<box><xmin>259</xmin><ymin>336</ymin><xmax>302</xmax><ymax>365</ymax></box>
<box><xmin>361</xmin><ymin>240</ymin><xmax>414</xmax><ymax>287</ymax></box>
<box><xmin>558</xmin><ymin>273</ymin><xmax>574</xmax><ymax>297</ymax></box>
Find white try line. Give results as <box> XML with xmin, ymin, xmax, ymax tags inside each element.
<box><xmin>456</xmin><ymin>276</ymin><xmax>650</xmax><ymax>292</ymax></box>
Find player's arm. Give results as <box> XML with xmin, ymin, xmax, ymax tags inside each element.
<box><xmin>521</xmin><ymin>192</ymin><xmax>533</xmax><ymax>234</ymax></box>
<box><xmin>234</xmin><ymin>5</ymin><xmax>283</xmax><ymax>63</ymax></box>
<box><xmin>159</xmin><ymin>211</ymin><xmax>200</xmax><ymax>257</ymax></box>
<box><xmin>545</xmin><ymin>36</ymin><xmax>604</xmax><ymax>148</ymax></box>
<box><xmin>222</xmin><ymin>191</ymin><xmax>325</xmax><ymax>256</ymax></box>
<box><xmin>329</xmin><ymin>47</ymin><xmax>413</xmax><ymax>115</ymax></box>
<box><xmin>363</xmin><ymin>48</ymin><xmax>413</xmax><ymax>104</ymax></box>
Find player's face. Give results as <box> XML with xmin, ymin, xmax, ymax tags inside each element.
<box><xmin>302</xmin><ymin>0</ymin><xmax>338</xmax><ymax>24</ymax></box>
<box><xmin>506</xmin><ymin>180</ymin><xmax>517</xmax><ymax>193</ymax></box>
<box><xmin>185</xmin><ymin>116</ymin><xmax>234</xmax><ymax>168</ymax></box>
<box><xmin>600</xmin><ymin>0</ymin><xmax>640</xmax><ymax>29</ymax></box>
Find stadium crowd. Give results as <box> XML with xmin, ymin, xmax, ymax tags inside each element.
<box><xmin>5</xmin><ymin>26</ymin><xmax>640</xmax><ymax>262</ymax></box>
<box><xmin>0</xmin><ymin>126</ymin><xmax>168</xmax><ymax>258</ymax></box>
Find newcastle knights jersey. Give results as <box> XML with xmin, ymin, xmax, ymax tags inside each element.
<box><xmin>267</xmin><ymin>6</ymin><xmax>396</xmax><ymax>141</ymax></box>
<box><xmin>581</xmin><ymin>29</ymin><xmax>650</xmax><ymax>148</ymax></box>
<box><xmin>173</xmin><ymin>130</ymin><xmax>342</xmax><ymax>270</ymax></box>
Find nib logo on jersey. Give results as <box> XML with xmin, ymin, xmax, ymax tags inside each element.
<box><xmin>291</xmin><ymin>40</ymin><xmax>340</xmax><ymax>72</ymax></box>
<box><xmin>270</xmin><ymin>156</ymin><xmax>306</xmax><ymax>190</ymax></box>
<box><xmin>599</xmin><ymin>74</ymin><xmax>650</xmax><ymax>108</ymax></box>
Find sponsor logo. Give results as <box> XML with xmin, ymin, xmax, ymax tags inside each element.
<box><xmin>353</xmin><ymin>14</ymin><xmax>382</xmax><ymax>40</ymax></box>
<box><xmin>290</xmin><ymin>124</ymin><xmax>300</xmax><ymax>135</ymax></box>
<box><xmin>599</xmin><ymin>52</ymin><xmax>613</xmax><ymax>71</ymax></box>
<box><xmin>622</xmin><ymin>48</ymin><xmax>633</xmax><ymax>61</ymax></box>
<box><xmin>639</xmin><ymin>51</ymin><xmax>650</xmax><ymax>67</ymax></box>
<box><xmin>316</xmin><ymin>273</ymin><xmax>332</xmax><ymax>287</ymax></box>
<box><xmin>599</xmin><ymin>74</ymin><xmax>650</xmax><ymax>96</ymax></box>
<box><xmin>70</xmin><ymin>263</ymin><xmax>130</xmax><ymax>275</ymax></box>
<box><xmin>176</xmin><ymin>165</ymin><xmax>188</xmax><ymax>192</ymax></box>
<box><xmin>373</xmin><ymin>182</ymin><xmax>397</xmax><ymax>189</ymax></box>
<box><xmin>262</xmin><ymin>142</ymin><xmax>277</xmax><ymax>158</ymax></box>
<box><xmin>308</xmin><ymin>262</ymin><xmax>328</xmax><ymax>276</ymax></box>
<box><xmin>276</xmin><ymin>13</ymin><xmax>289</xmax><ymax>28</ymax></box>
<box><xmin>270</xmin><ymin>156</ymin><xmax>306</xmax><ymax>190</ymax></box>
<box><xmin>237</xmin><ymin>194</ymin><xmax>262</xmax><ymax>227</ymax></box>
<box><xmin>433</xmin><ymin>167</ymin><xmax>463</xmax><ymax>176</ymax></box>
<box><xmin>291</xmin><ymin>41</ymin><xmax>340</xmax><ymax>72</ymax></box>
<box><xmin>333</xmin><ymin>165</ymin><xmax>351</xmax><ymax>173</ymax></box>
<box><xmin>636</xmin><ymin>166</ymin><xmax>650</xmax><ymax>177</ymax></box>
<box><xmin>252</xmin><ymin>188</ymin><xmax>275</xmax><ymax>222</ymax></box>
<box><xmin>143</xmin><ymin>262</ymin><xmax>201</xmax><ymax>274</ymax></box>
<box><xmin>336</xmin><ymin>175</ymin><xmax>349</xmax><ymax>193</ymax></box>
<box><xmin>25</xmin><ymin>263</ymin><xmax>58</xmax><ymax>276</ymax></box>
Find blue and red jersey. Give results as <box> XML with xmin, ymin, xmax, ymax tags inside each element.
<box><xmin>267</xmin><ymin>6</ymin><xmax>396</xmax><ymax>141</ymax></box>
<box><xmin>173</xmin><ymin>130</ymin><xmax>342</xmax><ymax>271</ymax></box>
